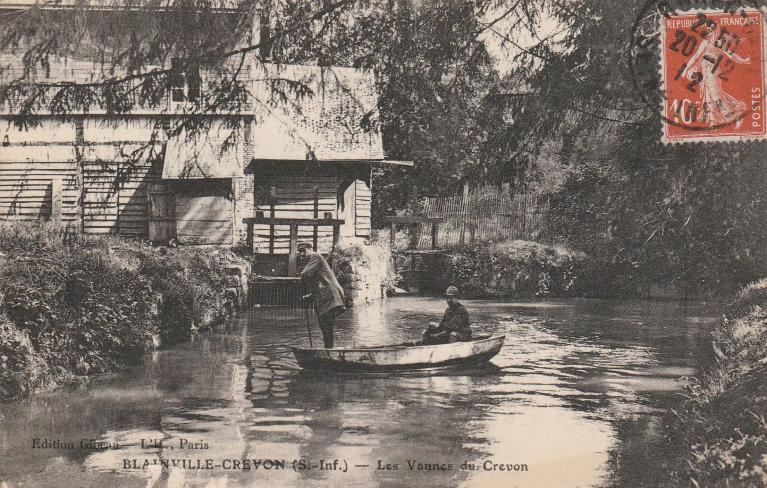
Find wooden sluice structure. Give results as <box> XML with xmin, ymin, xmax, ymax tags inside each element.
<box><xmin>386</xmin><ymin>215</ymin><xmax>446</xmax><ymax>287</ymax></box>
<box><xmin>244</xmin><ymin>186</ymin><xmax>345</xmax><ymax>308</ymax></box>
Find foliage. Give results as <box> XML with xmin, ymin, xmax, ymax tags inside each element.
<box><xmin>0</xmin><ymin>1</ymin><xmax>539</xmax><ymax>226</ymax></box>
<box><xmin>543</xmin><ymin>125</ymin><xmax>767</xmax><ymax>296</ymax></box>
<box><xmin>267</xmin><ymin>0</ymin><xmax>533</xmax><ymax>224</ymax></box>
<box><xmin>658</xmin><ymin>279</ymin><xmax>767</xmax><ymax>487</ymax></box>
<box><xmin>730</xmin><ymin>278</ymin><xmax>767</xmax><ymax>318</ymax></box>
<box><xmin>408</xmin><ymin>239</ymin><xmax>585</xmax><ymax>298</ymax></box>
<box><xmin>498</xmin><ymin>0</ymin><xmax>767</xmax><ymax>295</ymax></box>
<box><xmin>0</xmin><ymin>314</ymin><xmax>45</xmax><ymax>400</ymax></box>
<box><xmin>138</xmin><ymin>248</ymin><xmax>230</xmax><ymax>344</ymax></box>
<box><xmin>0</xmin><ymin>222</ymin><xmax>232</xmax><ymax>401</ymax></box>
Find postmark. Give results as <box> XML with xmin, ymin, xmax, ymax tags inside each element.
<box><xmin>628</xmin><ymin>2</ymin><xmax>767</xmax><ymax>144</ymax></box>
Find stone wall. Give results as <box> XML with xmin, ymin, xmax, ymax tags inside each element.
<box><xmin>331</xmin><ymin>242</ymin><xmax>398</xmax><ymax>306</ymax></box>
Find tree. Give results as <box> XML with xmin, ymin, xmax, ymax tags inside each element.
<box><xmin>498</xmin><ymin>0</ymin><xmax>767</xmax><ymax>293</ymax></box>
<box><xmin>0</xmin><ymin>0</ymin><xmax>543</xmax><ymax>222</ymax></box>
<box><xmin>3</xmin><ymin>0</ymin><xmax>763</xmax><ymax>293</ymax></box>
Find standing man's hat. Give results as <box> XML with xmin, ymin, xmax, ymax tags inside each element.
<box><xmin>297</xmin><ymin>242</ymin><xmax>313</xmax><ymax>251</ymax></box>
<box><xmin>444</xmin><ymin>286</ymin><xmax>459</xmax><ymax>297</ymax></box>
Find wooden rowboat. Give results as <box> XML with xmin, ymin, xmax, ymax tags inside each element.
<box><xmin>291</xmin><ymin>334</ymin><xmax>505</xmax><ymax>372</ymax></box>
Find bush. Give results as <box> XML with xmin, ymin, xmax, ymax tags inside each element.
<box><xmin>0</xmin><ymin>222</ymin><xmax>233</xmax><ymax>401</ymax></box>
<box><xmin>0</xmin><ymin>315</ymin><xmax>45</xmax><ymax>400</ymax></box>
<box><xmin>729</xmin><ymin>278</ymin><xmax>767</xmax><ymax>318</ymax></box>
<box><xmin>138</xmin><ymin>248</ymin><xmax>229</xmax><ymax>344</ymax></box>
<box><xmin>0</xmin><ymin>234</ymin><xmax>157</xmax><ymax>372</ymax></box>
<box><xmin>661</xmin><ymin>278</ymin><xmax>767</xmax><ymax>487</ymax></box>
<box><xmin>411</xmin><ymin>239</ymin><xmax>586</xmax><ymax>298</ymax></box>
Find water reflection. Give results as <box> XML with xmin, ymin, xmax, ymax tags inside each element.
<box><xmin>0</xmin><ymin>298</ymin><xmax>717</xmax><ymax>488</ymax></box>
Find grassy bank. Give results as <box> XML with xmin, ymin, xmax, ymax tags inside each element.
<box><xmin>402</xmin><ymin>239</ymin><xmax>587</xmax><ymax>298</ymax></box>
<box><xmin>0</xmin><ymin>222</ymin><xmax>232</xmax><ymax>401</ymax></box>
<box><xmin>658</xmin><ymin>278</ymin><xmax>767</xmax><ymax>487</ymax></box>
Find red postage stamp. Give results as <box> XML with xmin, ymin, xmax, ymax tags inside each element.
<box><xmin>660</xmin><ymin>9</ymin><xmax>766</xmax><ymax>143</ymax></box>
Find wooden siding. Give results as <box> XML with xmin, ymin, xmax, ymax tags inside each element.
<box><xmin>82</xmin><ymin>160</ymin><xmax>118</xmax><ymax>234</ymax></box>
<box><xmin>354</xmin><ymin>179</ymin><xmax>371</xmax><ymax>237</ymax></box>
<box><xmin>175</xmin><ymin>180</ymin><xmax>233</xmax><ymax>245</ymax></box>
<box><xmin>0</xmin><ymin>118</ymin><xmax>375</xmax><ymax>246</ymax></box>
<box><xmin>0</xmin><ymin>126</ymin><xmax>79</xmax><ymax>222</ymax></box>
<box><xmin>253</xmin><ymin>175</ymin><xmax>338</xmax><ymax>254</ymax></box>
<box><xmin>81</xmin><ymin>152</ymin><xmax>161</xmax><ymax>237</ymax></box>
<box><xmin>0</xmin><ymin>118</ymin><xmax>162</xmax><ymax>236</ymax></box>
<box><xmin>118</xmin><ymin>161</ymin><xmax>162</xmax><ymax>237</ymax></box>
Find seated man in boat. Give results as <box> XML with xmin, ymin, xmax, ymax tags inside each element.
<box><xmin>422</xmin><ymin>286</ymin><xmax>472</xmax><ymax>345</ymax></box>
<box><xmin>297</xmin><ymin>242</ymin><xmax>346</xmax><ymax>349</ymax></box>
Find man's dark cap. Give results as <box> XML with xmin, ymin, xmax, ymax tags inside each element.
<box><xmin>297</xmin><ymin>242</ymin><xmax>313</xmax><ymax>251</ymax></box>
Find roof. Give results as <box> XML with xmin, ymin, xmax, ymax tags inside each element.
<box><xmin>162</xmin><ymin>123</ymin><xmax>245</xmax><ymax>179</ymax></box>
<box><xmin>250</xmin><ymin>63</ymin><xmax>384</xmax><ymax>161</ymax></box>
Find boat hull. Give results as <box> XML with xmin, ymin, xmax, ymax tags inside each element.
<box><xmin>291</xmin><ymin>335</ymin><xmax>505</xmax><ymax>372</ymax></box>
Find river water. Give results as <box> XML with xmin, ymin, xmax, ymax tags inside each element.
<box><xmin>0</xmin><ymin>297</ymin><xmax>719</xmax><ymax>488</ymax></box>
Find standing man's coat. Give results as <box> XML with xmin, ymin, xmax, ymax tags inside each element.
<box><xmin>300</xmin><ymin>251</ymin><xmax>345</xmax><ymax>317</ymax></box>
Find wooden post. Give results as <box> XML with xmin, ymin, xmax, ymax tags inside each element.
<box><xmin>288</xmin><ymin>223</ymin><xmax>299</xmax><ymax>275</ymax></box>
<box><xmin>332</xmin><ymin>223</ymin><xmax>341</xmax><ymax>249</ymax></box>
<box><xmin>148</xmin><ymin>184</ymin><xmax>176</xmax><ymax>244</ymax></box>
<box><xmin>411</xmin><ymin>184</ymin><xmax>418</xmax><ymax>214</ymax></box>
<box><xmin>51</xmin><ymin>177</ymin><xmax>62</xmax><ymax>227</ymax></box>
<box><xmin>312</xmin><ymin>186</ymin><xmax>319</xmax><ymax>251</ymax></box>
<box><xmin>74</xmin><ymin>118</ymin><xmax>84</xmax><ymax>232</ymax></box>
<box><xmin>246</xmin><ymin>221</ymin><xmax>254</xmax><ymax>254</ymax></box>
<box><xmin>409</xmin><ymin>223</ymin><xmax>419</xmax><ymax>249</ymax></box>
<box><xmin>521</xmin><ymin>195</ymin><xmax>527</xmax><ymax>235</ymax></box>
<box><xmin>268</xmin><ymin>202</ymin><xmax>275</xmax><ymax>254</ymax></box>
<box><xmin>463</xmin><ymin>181</ymin><xmax>469</xmax><ymax>199</ymax></box>
<box><xmin>431</xmin><ymin>221</ymin><xmax>439</xmax><ymax>249</ymax></box>
<box><xmin>390</xmin><ymin>222</ymin><xmax>396</xmax><ymax>246</ymax></box>
<box><xmin>469</xmin><ymin>223</ymin><xmax>476</xmax><ymax>243</ymax></box>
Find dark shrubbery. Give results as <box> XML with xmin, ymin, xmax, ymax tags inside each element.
<box><xmin>0</xmin><ymin>222</ymin><xmax>231</xmax><ymax>401</ymax></box>
<box><xmin>409</xmin><ymin>239</ymin><xmax>586</xmax><ymax>298</ymax></box>
<box><xmin>660</xmin><ymin>278</ymin><xmax>767</xmax><ymax>487</ymax></box>
<box><xmin>138</xmin><ymin>249</ymin><xmax>229</xmax><ymax>344</ymax></box>
<box><xmin>0</xmin><ymin>314</ymin><xmax>44</xmax><ymax>400</ymax></box>
<box><xmin>543</xmin><ymin>137</ymin><xmax>767</xmax><ymax>299</ymax></box>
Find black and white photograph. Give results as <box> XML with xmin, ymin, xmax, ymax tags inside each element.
<box><xmin>0</xmin><ymin>0</ymin><xmax>765</xmax><ymax>486</ymax></box>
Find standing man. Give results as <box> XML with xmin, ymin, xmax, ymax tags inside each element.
<box><xmin>297</xmin><ymin>242</ymin><xmax>345</xmax><ymax>348</ymax></box>
<box><xmin>422</xmin><ymin>286</ymin><xmax>472</xmax><ymax>345</ymax></box>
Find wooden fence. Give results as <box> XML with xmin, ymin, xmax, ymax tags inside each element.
<box><xmin>416</xmin><ymin>189</ymin><xmax>549</xmax><ymax>248</ymax></box>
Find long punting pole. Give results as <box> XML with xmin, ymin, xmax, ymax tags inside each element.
<box><xmin>303</xmin><ymin>304</ymin><xmax>314</xmax><ymax>348</ymax></box>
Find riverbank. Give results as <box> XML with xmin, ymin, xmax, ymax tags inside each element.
<box><xmin>0</xmin><ymin>222</ymin><xmax>235</xmax><ymax>401</ymax></box>
<box><xmin>655</xmin><ymin>278</ymin><xmax>767</xmax><ymax>487</ymax></box>
<box><xmin>399</xmin><ymin>239</ymin><xmax>587</xmax><ymax>298</ymax></box>
<box><xmin>395</xmin><ymin>237</ymin><xmax>725</xmax><ymax>300</ymax></box>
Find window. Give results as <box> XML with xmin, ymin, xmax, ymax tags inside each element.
<box><xmin>169</xmin><ymin>58</ymin><xmax>201</xmax><ymax>104</ymax></box>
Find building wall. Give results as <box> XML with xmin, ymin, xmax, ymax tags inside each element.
<box><xmin>0</xmin><ymin>116</ymin><xmax>373</xmax><ymax>247</ymax></box>
<box><xmin>82</xmin><ymin>119</ymin><xmax>164</xmax><ymax>235</ymax></box>
<box><xmin>250</xmin><ymin>168</ymin><xmax>372</xmax><ymax>255</ymax></box>
<box><xmin>252</xmin><ymin>174</ymin><xmax>340</xmax><ymax>254</ymax></box>
<box><xmin>0</xmin><ymin>120</ymin><xmax>79</xmax><ymax>225</ymax></box>
<box><xmin>0</xmin><ymin>116</ymin><xmax>166</xmax><ymax>235</ymax></box>
<box><xmin>355</xmin><ymin>178</ymin><xmax>372</xmax><ymax>237</ymax></box>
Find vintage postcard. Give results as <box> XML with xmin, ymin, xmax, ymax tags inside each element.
<box><xmin>0</xmin><ymin>1</ymin><xmax>765</xmax><ymax>487</ymax></box>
